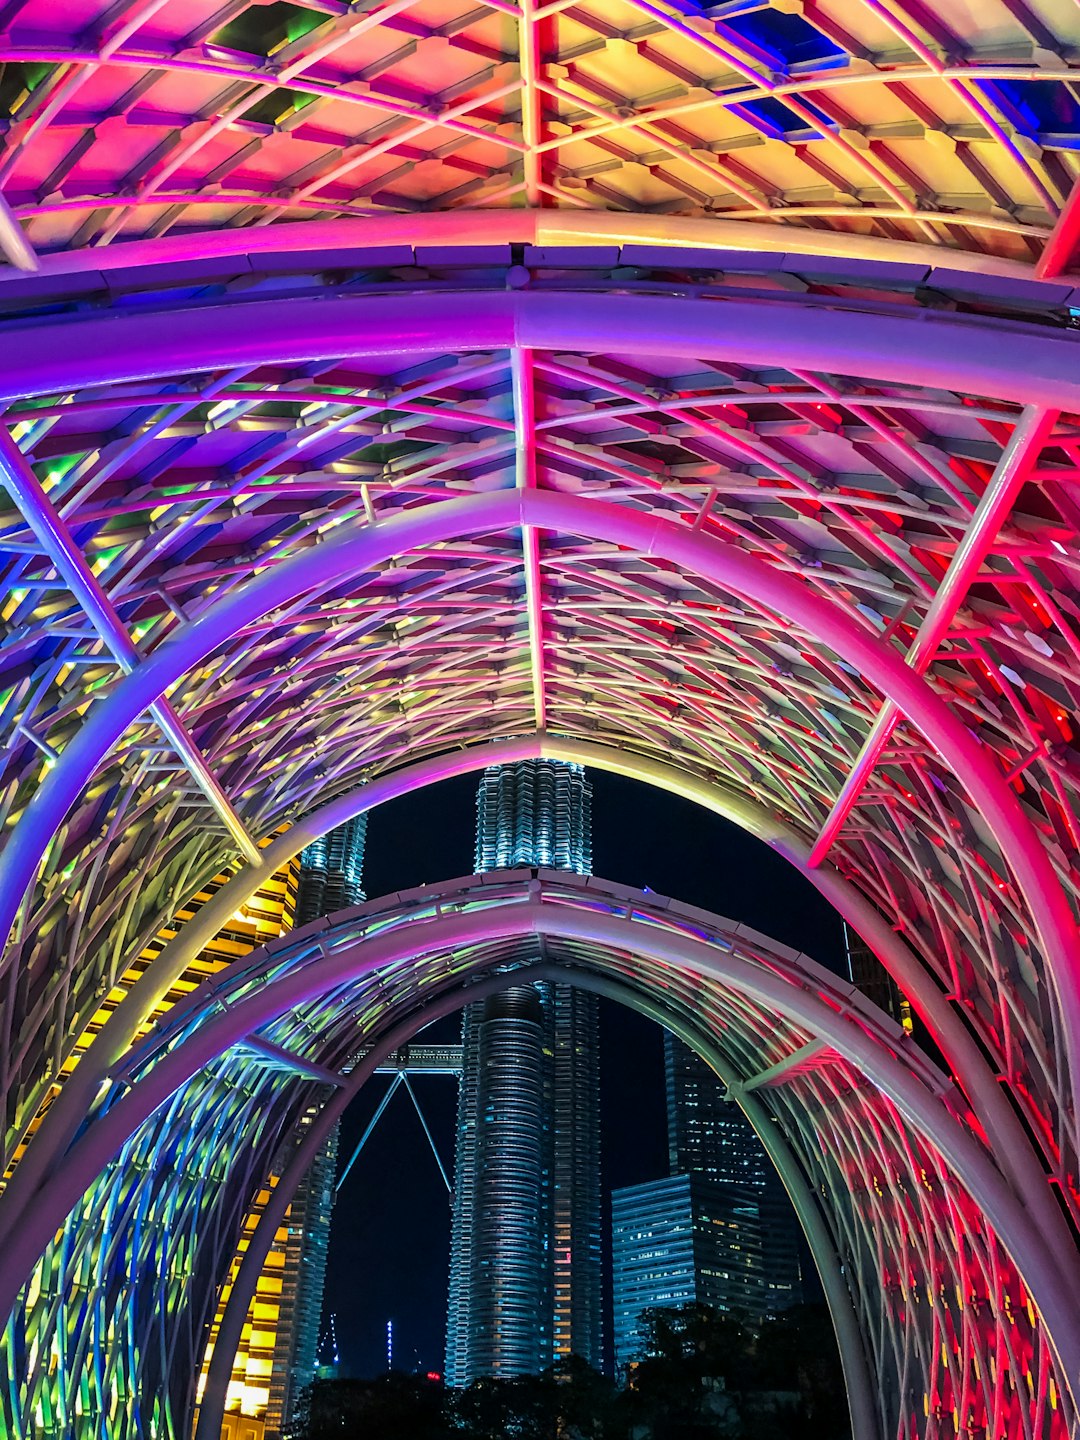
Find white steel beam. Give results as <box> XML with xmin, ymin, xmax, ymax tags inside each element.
<box><xmin>0</xmin><ymin>192</ymin><xmax>36</xmax><ymax>271</ymax></box>
<box><xmin>0</xmin><ymin>430</ymin><xmax>263</xmax><ymax>866</ymax></box>
<box><xmin>808</xmin><ymin>405</ymin><xmax>1057</xmax><ymax>867</ymax></box>
<box><xmin>239</xmin><ymin>1033</ymin><xmax>346</xmax><ymax>1088</ymax></box>
<box><xmin>1036</xmin><ymin>173</ymin><xmax>1080</xmax><ymax>278</ymax></box>
<box><xmin>734</xmin><ymin>1038</ymin><xmax>831</xmax><ymax>1094</ymax></box>
<box><xmin>519</xmin><ymin>0</ymin><xmax>542</xmax><ymax>203</ymax></box>
<box><xmin>512</xmin><ymin>346</ymin><xmax>547</xmax><ymax>729</ymax></box>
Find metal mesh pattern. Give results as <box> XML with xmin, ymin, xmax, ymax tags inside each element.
<box><xmin>4</xmin><ymin>0</ymin><xmax>1080</xmax><ymax>254</ymax></box>
<box><xmin>4</xmin><ymin>0</ymin><xmax>1080</xmax><ymax>1433</ymax></box>
<box><xmin>1</xmin><ymin>250</ymin><xmax>1080</xmax><ymax>1199</ymax></box>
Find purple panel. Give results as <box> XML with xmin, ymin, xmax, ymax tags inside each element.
<box><xmin>104</xmin><ymin>258</ymin><xmax>251</xmax><ymax>295</ymax></box>
<box><xmin>780</xmin><ymin>254</ymin><xmax>930</xmax><ymax>287</ymax></box>
<box><xmin>414</xmin><ymin>245</ymin><xmax>514</xmax><ymax>266</ymax></box>
<box><xmin>262</xmin><ymin>246</ymin><xmax>416</xmax><ymax>272</ymax></box>
<box><xmin>521</xmin><ymin>246</ymin><xmax>622</xmax><ymax>267</ymax></box>
<box><xmin>926</xmin><ymin>268</ymin><xmax>1074</xmax><ymax>308</ymax></box>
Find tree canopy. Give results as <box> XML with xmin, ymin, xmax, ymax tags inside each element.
<box><xmin>287</xmin><ymin>1303</ymin><xmax>849</xmax><ymax>1440</ymax></box>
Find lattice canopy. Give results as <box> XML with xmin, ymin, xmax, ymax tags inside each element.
<box><xmin>4</xmin><ymin>0</ymin><xmax>1080</xmax><ymax>1436</ymax></box>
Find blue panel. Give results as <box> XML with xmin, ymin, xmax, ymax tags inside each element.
<box><xmin>983</xmin><ymin>79</ymin><xmax>1080</xmax><ymax>144</ymax></box>
<box><xmin>736</xmin><ymin>95</ymin><xmax>835</xmax><ymax>139</ymax></box>
<box><xmin>660</xmin><ymin>1</ymin><xmax>845</xmax><ymax>68</ymax></box>
<box><xmin>720</xmin><ymin>7</ymin><xmax>846</xmax><ymax>67</ymax></box>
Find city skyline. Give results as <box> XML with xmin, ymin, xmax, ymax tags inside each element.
<box><xmin>184</xmin><ymin>769</ymin><xmax>878</xmax><ymax>1414</ymax></box>
<box><xmin>320</xmin><ymin>769</ymin><xmax>846</xmax><ymax>1380</ymax></box>
<box><xmin>665</xmin><ymin>1033</ymin><xmax>803</xmax><ymax>1317</ymax></box>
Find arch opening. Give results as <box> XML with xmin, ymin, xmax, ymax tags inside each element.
<box><xmin>3</xmin><ymin>874</ymin><xmax>1074</xmax><ymax>1440</ymax></box>
<box><xmin>4</xmin><ymin>484</ymin><xmax>1077</xmax><ymax>1252</ymax></box>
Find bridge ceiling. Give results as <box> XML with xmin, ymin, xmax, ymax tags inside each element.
<box><xmin>3</xmin><ymin>1</ymin><xmax>1080</xmax><ymax>1436</ymax></box>
<box><xmin>1</xmin><ymin>253</ymin><xmax>1080</xmax><ymax>1215</ymax></box>
<box><xmin>3</xmin><ymin>0</ymin><xmax>1080</xmax><ymax>255</ymax></box>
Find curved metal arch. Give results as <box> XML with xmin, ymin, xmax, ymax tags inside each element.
<box><xmin>6</xmin><ymin>732</ymin><xmax>1064</xmax><ymax>1280</ymax></box>
<box><xmin>4</xmin><ymin>289</ymin><xmax>1080</xmax><ymax>410</ymax></box>
<box><xmin>0</xmin><ymin>213</ymin><xmax>1044</xmax><ymax>286</ymax></box>
<box><xmin>4</xmin><ymin>485</ymin><xmax>1077</xmax><ymax>1112</ymax></box>
<box><xmin>3</xmin><ymin>883</ymin><xmax>1078</xmax><ymax>1396</ymax></box>
<box><xmin>193</xmin><ymin>959</ymin><xmax>881</xmax><ymax>1440</ymax></box>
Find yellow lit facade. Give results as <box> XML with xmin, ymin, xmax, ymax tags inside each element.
<box><xmin>5</xmin><ymin>855</ymin><xmax>300</xmax><ymax>1185</ymax></box>
<box><xmin>219</xmin><ymin>1412</ymin><xmax>268</xmax><ymax>1440</ymax></box>
<box><xmin>172</xmin><ymin>861</ymin><xmax>302</xmax><ymax>1438</ymax></box>
<box><xmin>3</xmin><ymin>848</ymin><xmax>302</xmax><ymax>1437</ymax></box>
<box><xmin>195</xmin><ymin>1175</ymin><xmax>291</xmax><ymax>1433</ymax></box>
<box><xmin>9</xmin><ymin>847</ymin><xmax>302</xmax><ymax>1439</ymax></box>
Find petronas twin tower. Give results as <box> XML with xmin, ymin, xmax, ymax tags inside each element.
<box><xmin>445</xmin><ymin>761</ymin><xmax>603</xmax><ymax>1384</ymax></box>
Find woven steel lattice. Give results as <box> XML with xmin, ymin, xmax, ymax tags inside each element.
<box><xmin>4</xmin><ymin>0</ymin><xmax>1080</xmax><ymax>1435</ymax></box>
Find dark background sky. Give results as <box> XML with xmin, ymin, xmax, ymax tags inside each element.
<box><xmin>322</xmin><ymin>770</ymin><xmax>846</xmax><ymax>1378</ymax></box>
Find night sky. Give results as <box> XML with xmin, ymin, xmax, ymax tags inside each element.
<box><xmin>321</xmin><ymin>770</ymin><xmax>846</xmax><ymax>1378</ymax></box>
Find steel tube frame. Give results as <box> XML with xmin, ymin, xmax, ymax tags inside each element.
<box><xmin>735</xmin><ymin>1038</ymin><xmax>829</xmax><ymax>1093</ymax></box>
<box><xmin>194</xmin><ymin>959</ymin><xmax>880</xmax><ymax>1440</ymax></box>
<box><xmin>0</xmin><ymin>431</ymin><xmax>263</xmax><ymax>865</ymax></box>
<box><xmin>564</xmin><ymin>969</ymin><xmax>882</xmax><ymax>1440</ymax></box>
<box><xmin>807</xmin><ymin>405</ymin><xmax>1058</xmax><ymax>867</ymax></box>
<box><xmin>194</xmin><ymin>966</ymin><xmax>551</xmax><ymax>1440</ymax></box>
<box><xmin>0</xmin><ymin>192</ymin><xmax>36</xmax><ymax>272</ymax></box>
<box><xmin>236</xmin><ymin>1034</ymin><xmax>345</xmax><ymax>1088</ymax></box>
<box><xmin>7</xmin><ymin>734</ymin><xmax>1062</xmax><ymax>1272</ymax></box>
<box><xmin>4</xmin><ymin>894</ymin><xmax>1077</xmax><ymax>1395</ymax></box>
<box><xmin>3</xmin><ymin>488</ymin><xmax>1077</xmax><ymax>1112</ymax></box>
<box><xmin>5</xmin><ymin>291</ymin><xmax>1080</xmax><ymax>411</ymax></box>
<box><xmin>1037</xmin><ymin>176</ymin><xmax>1080</xmax><ymax>279</ymax></box>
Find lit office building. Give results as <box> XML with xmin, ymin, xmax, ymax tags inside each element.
<box><xmin>264</xmin><ymin>1120</ymin><xmax>340</xmax><ymax>1432</ymax></box>
<box><xmin>610</xmin><ymin>1174</ymin><xmax>764</xmax><ymax>1373</ymax></box>
<box><xmin>665</xmin><ymin>1032</ymin><xmax>802</xmax><ymax>1315</ymax></box>
<box><xmin>446</xmin><ymin>761</ymin><xmax>602</xmax><ymax>1384</ymax></box>
<box><xmin>844</xmin><ymin>923</ymin><xmax>912</xmax><ymax>1034</ymax></box>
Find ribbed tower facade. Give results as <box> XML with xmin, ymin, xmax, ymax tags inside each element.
<box><xmin>293</xmin><ymin>815</ymin><xmax>368</xmax><ymax>928</ymax></box>
<box><xmin>267</xmin><ymin>817</ymin><xmax>367</xmax><ymax>1433</ymax></box>
<box><xmin>446</xmin><ymin>761</ymin><xmax>602</xmax><ymax>1384</ymax></box>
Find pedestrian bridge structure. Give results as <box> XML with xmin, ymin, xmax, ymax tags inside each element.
<box><xmin>3</xmin><ymin>0</ymin><xmax>1080</xmax><ymax>1436</ymax></box>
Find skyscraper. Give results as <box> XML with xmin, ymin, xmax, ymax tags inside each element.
<box><xmin>293</xmin><ymin>816</ymin><xmax>368</xmax><ymax>929</ymax></box>
<box><xmin>664</xmin><ymin>1031</ymin><xmax>802</xmax><ymax>1315</ymax></box>
<box><xmin>458</xmin><ymin>986</ymin><xmax>548</xmax><ymax>1377</ymax></box>
<box><xmin>610</xmin><ymin>1174</ymin><xmax>765</xmax><ymax>1373</ymax></box>
<box><xmin>446</xmin><ymin>761</ymin><xmax>602</xmax><ymax>1384</ymax></box>
<box><xmin>265</xmin><ymin>1120</ymin><xmax>340</xmax><ymax>1432</ymax></box>
<box><xmin>844</xmin><ymin>922</ymin><xmax>912</xmax><ymax>1034</ymax></box>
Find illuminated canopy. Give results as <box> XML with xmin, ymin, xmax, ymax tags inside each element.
<box><xmin>3</xmin><ymin>0</ymin><xmax>1080</xmax><ymax>1436</ymax></box>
